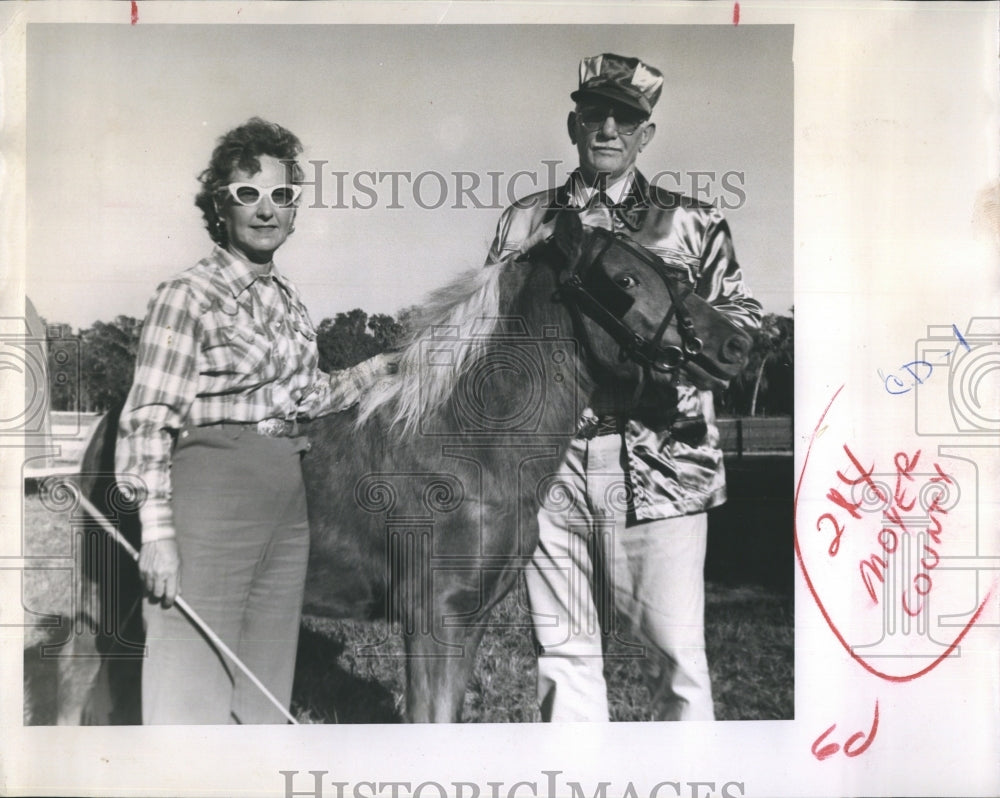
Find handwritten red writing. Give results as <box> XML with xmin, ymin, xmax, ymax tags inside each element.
<box><xmin>816</xmin><ymin>443</ymin><xmax>955</xmax><ymax>611</ymax></box>
<box><xmin>819</xmin><ymin>444</ymin><xmax>886</xmax><ymax>556</ymax></box>
<box><xmin>852</xmin><ymin>450</ymin><xmax>953</xmax><ymax>611</ymax></box>
<box><xmin>812</xmin><ymin>701</ymin><xmax>880</xmax><ymax>761</ymax></box>
<box><xmin>900</xmin><ymin>463</ymin><xmax>954</xmax><ymax>616</ymax></box>
<box><xmin>858</xmin><ymin>448</ymin><xmax>919</xmax><ymax>603</ymax></box>
<box><xmin>796</xmin><ymin>385</ymin><xmax>993</xmax><ymax>683</ymax></box>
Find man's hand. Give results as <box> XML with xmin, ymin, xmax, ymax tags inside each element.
<box><xmin>680</xmin><ymin>360</ymin><xmax>728</xmax><ymax>392</ymax></box>
<box><xmin>138</xmin><ymin>538</ymin><xmax>181</xmax><ymax>607</ymax></box>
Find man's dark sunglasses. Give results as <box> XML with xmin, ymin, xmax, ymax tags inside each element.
<box><xmin>575</xmin><ymin>106</ymin><xmax>649</xmax><ymax>135</ymax></box>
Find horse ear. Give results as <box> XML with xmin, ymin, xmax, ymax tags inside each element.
<box><xmin>551</xmin><ymin>209</ymin><xmax>584</xmax><ymax>263</ymax></box>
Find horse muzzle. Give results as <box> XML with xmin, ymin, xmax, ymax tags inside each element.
<box><xmin>682</xmin><ymin>330</ymin><xmax>753</xmax><ymax>390</ymax></box>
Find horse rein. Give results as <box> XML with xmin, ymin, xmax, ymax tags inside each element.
<box><xmin>553</xmin><ymin>226</ymin><xmax>705</xmax><ymax>376</ymax></box>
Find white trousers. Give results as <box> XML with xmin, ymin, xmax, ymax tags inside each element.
<box><xmin>526</xmin><ymin>433</ymin><xmax>714</xmax><ymax>722</ymax></box>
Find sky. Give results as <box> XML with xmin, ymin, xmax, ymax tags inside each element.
<box><xmin>26</xmin><ymin>23</ymin><xmax>792</xmax><ymax>330</ymax></box>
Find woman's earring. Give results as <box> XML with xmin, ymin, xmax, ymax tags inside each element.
<box><xmin>212</xmin><ymin>217</ymin><xmax>227</xmax><ymax>240</ymax></box>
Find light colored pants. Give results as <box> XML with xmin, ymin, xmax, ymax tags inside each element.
<box><xmin>142</xmin><ymin>426</ymin><xmax>310</xmax><ymax>724</ymax></box>
<box><xmin>526</xmin><ymin>433</ymin><xmax>714</xmax><ymax>722</ymax></box>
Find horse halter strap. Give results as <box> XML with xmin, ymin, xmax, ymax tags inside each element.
<box><xmin>555</xmin><ymin>228</ymin><xmax>704</xmax><ymax>375</ymax></box>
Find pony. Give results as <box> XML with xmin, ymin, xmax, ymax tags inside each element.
<box><xmin>299</xmin><ymin>211</ymin><xmax>749</xmax><ymax>721</ymax></box>
<box><xmin>45</xmin><ymin>211</ymin><xmax>750</xmax><ymax>724</ymax></box>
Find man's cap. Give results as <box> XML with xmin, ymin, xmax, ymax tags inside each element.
<box><xmin>570</xmin><ymin>53</ymin><xmax>664</xmax><ymax>116</ymax></box>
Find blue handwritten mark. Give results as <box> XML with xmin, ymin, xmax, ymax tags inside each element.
<box><xmin>878</xmin><ymin>324</ymin><xmax>972</xmax><ymax>396</ymax></box>
<box><xmin>882</xmin><ymin>361</ymin><xmax>933</xmax><ymax>394</ymax></box>
<box><xmin>939</xmin><ymin>324</ymin><xmax>972</xmax><ymax>359</ymax></box>
<box><xmin>882</xmin><ymin>324</ymin><xmax>970</xmax><ymax>395</ymax></box>
<box><xmin>954</xmin><ymin>323</ymin><xmax>971</xmax><ymax>351</ymax></box>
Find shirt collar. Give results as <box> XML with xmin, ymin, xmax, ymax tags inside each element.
<box><xmin>211</xmin><ymin>247</ymin><xmax>288</xmax><ymax>296</ymax></box>
<box><xmin>567</xmin><ymin>169</ymin><xmax>636</xmax><ymax>207</ymax></box>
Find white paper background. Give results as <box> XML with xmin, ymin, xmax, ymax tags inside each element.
<box><xmin>2</xmin><ymin>2</ymin><xmax>998</xmax><ymax>797</ymax></box>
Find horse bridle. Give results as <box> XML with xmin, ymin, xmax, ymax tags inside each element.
<box><xmin>552</xmin><ymin>226</ymin><xmax>705</xmax><ymax>376</ymax></box>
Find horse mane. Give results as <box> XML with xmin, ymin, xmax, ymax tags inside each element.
<box><xmin>355</xmin><ymin>261</ymin><xmax>512</xmax><ymax>437</ymax></box>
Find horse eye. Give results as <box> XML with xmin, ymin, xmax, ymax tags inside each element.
<box><xmin>614</xmin><ymin>274</ymin><xmax>638</xmax><ymax>289</ymax></box>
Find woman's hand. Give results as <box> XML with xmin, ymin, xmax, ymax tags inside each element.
<box><xmin>366</xmin><ymin>350</ymin><xmax>401</xmax><ymax>377</ymax></box>
<box><xmin>138</xmin><ymin>538</ymin><xmax>181</xmax><ymax>607</ymax></box>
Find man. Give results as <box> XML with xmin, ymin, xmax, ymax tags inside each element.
<box><xmin>486</xmin><ymin>53</ymin><xmax>763</xmax><ymax>721</ymax></box>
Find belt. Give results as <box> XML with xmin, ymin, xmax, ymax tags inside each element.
<box><xmin>594</xmin><ymin>416</ymin><xmax>624</xmax><ymax>436</ymax></box>
<box><xmin>577</xmin><ymin>413</ymin><xmax>708</xmax><ymax>444</ymax></box>
<box><xmin>577</xmin><ymin>414</ymin><xmax>624</xmax><ymax>440</ymax></box>
<box><xmin>204</xmin><ymin>418</ymin><xmax>301</xmax><ymax>438</ymax></box>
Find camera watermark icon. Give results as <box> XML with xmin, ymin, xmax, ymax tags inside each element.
<box><xmin>843</xmin><ymin>316</ymin><xmax>1000</xmax><ymax>661</ymax></box>
<box><xmin>914</xmin><ymin>317</ymin><xmax>1000</xmax><ymax>436</ymax></box>
<box><xmin>418</xmin><ymin>317</ymin><xmax>580</xmax><ymax>438</ymax></box>
<box><xmin>910</xmin><ymin>317</ymin><xmax>1000</xmax><ymax>625</ymax></box>
<box><xmin>0</xmin><ymin>317</ymin><xmax>81</xmax><ymax>438</ymax></box>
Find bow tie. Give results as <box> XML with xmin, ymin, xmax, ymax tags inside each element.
<box><xmin>585</xmin><ymin>188</ymin><xmax>621</xmax><ymax>209</ymax></box>
<box><xmin>544</xmin><ymin>182</ymin><xmax>646</xmax><ymax>231</ymax></box>
<box><xmin>581</xmin><ymin>190</ymin><xmax>645</xmax><ymax>231</ymax></box>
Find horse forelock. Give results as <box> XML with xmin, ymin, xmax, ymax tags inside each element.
<box><xmin>355</xmin><ymin>262</ymin><xmax>515</xmax><ymax>437</ymax></box>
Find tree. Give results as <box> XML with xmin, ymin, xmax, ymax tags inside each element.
<box><xmin>315</xmin><ymin>309</ymin><xmax>404</xmax><ymax>371</ymax></box>
<box><xmin>748</xmin><ymin>313</ymin><xmax>794</xmax><ymax>417</ymax></box>
<box><xmin>44</xmin><ymin>307</ymin><xmax>405</xmax><ymax>411</ymax></box>
<box><xmin>367</xmin><ymin>313</ymin><xmax>404</xmax><ymax>350</ymax></box>
<box><xmin>718</xmin><ymin>310</ymin><xmax>794</xmax><ymax>417</ymax></box>
<box><xmin>78</xmin><ymin>315</ymin><xmax>142</xmax><ymax>412</ymax></box>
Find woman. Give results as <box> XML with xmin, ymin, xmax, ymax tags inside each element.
<box><xmin>116</xmin><ymin>118</ymin><xmax>391</xmax><ymax>724</ymax></box>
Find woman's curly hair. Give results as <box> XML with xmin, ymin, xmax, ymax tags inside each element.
<box><xmin>194</xmin><ymin>117</ymin><xmax>305</xmax><ymax>248</ymax></box>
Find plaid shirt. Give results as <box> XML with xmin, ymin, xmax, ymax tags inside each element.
<box><xmin>487</xmin><ymin>170</ymin><xmax>763</xmax><ymax>520</ymax></box>
<box><xmin>117</xmin><ymin>247</ymin><xmax>377</xmax><ymax>542</ymax></box>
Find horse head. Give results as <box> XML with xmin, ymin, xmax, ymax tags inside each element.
<box><xmin>542</xmin><ymin>210</ymin><xmax>752</xmax><ymax>396</ymax></box>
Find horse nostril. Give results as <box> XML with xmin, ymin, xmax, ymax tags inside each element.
<box><xmin>721</xmin><ymin>334</ymin><xmax>751</xmax><ymax>364</ymax></box>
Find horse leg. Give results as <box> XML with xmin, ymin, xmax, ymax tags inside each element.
<box><xmin>403</xmin><ymin>622</ymin><xmax>488</xmax><ymax>723</ymax></box>
<box><xmin>401</xmin><ymin>562</ymin><xmax>523</xmax><ymax>722</ymax></box>
<box><xmin>53</xmin><ymin>559</ymin><xmax>103</xmax><ymax>725</ymax></box>
<box><xmin>54</xmin><ymin>633</ymin><xmax>102</xmax><ymax>725</ymax></box>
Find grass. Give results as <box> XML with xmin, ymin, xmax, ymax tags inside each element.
<box><xmin>22</xmin><ymin>478</ymin><xmax>794</xmax><ymax>724</ymax></box>
<box><xmin>20</xmin><ymin>490</ymin><xmax>78</xmax><ymax>650</ymax></box>
<box><xmin>291</xmin><ymin>578</ymin><xmax>793</xmax><ymax>723</ymax></box>
<box><xmin>291</xmin><ymin>454</ymin><xmax>797</xmax><ymax>723</ymax></box>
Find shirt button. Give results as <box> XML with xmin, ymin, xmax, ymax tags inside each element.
<box><xmin>181</xmin><ymin>430</ymin><xmax>190</xmax><ymax>438</ymax></box>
